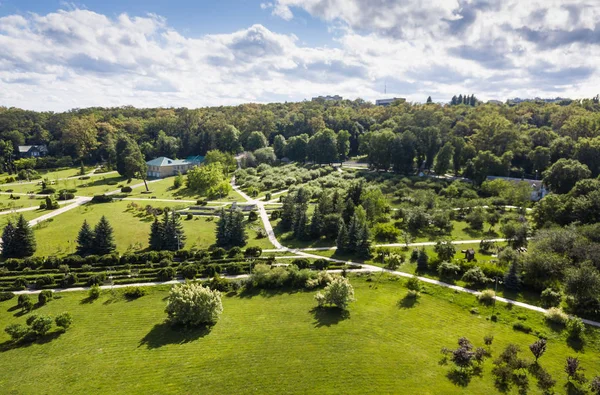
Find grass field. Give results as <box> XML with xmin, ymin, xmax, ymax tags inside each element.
<box><xmin>125</xmin><ymin>177</ymin><xmax>244</xmax><ymax>202</ymax></box>
<box><xmin>0</xmin><ymin>194</ymin><xmax>46</xmax><ymax>211</ymax></box>
<box><xmin>0</xmin><ymin>275</ymin><xmax>598</xmax><ymax>394</ymax></box>
<box><xmin>30</xmin><ymin>200</ymin><xmax>274</xmax><ymax>256</ymax></box>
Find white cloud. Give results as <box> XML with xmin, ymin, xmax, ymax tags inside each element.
<box><xmin>0</xmin><ymin>3</ymin><xmax>599</xmax><ymax>111</ymax></box>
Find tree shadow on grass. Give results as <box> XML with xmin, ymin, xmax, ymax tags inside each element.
<box><xmin>566</xmin><ymin>381</ymin><xmax>587</xmax><ymax>395</ymax></box>
<box><xmin>311</xmin><ymin>306</ymin><xmax>350</xmax><ymax>328</ymax></box>
<box><xmin>79</xmin><ymin>296</ymin><xmax>98</xmax><ymax>305</ymax></box>
<box><xmin>567</xmin><ymin>336</ymin><xmax>584</xmax><ymax>351</ymax></box>
<box><xmin>397</xmin><ymin>294</ymin><xmax>419</xmax><ymax>309</ymax></box>
<box><xmin>139</xmin><ymin>322</ymin><xmax>211</xmax><ymax>349</ymax></box>
<box><xmin>446</xmin><ymin>369</ymin><xmax>472</xmax><ymax>387</ymax></box>
<box><xmin>0</xmin><ymin>330</ymin><xmax>64</xmax><ymax>353</ymax></box>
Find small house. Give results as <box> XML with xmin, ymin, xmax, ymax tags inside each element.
<box><xmin>18</xmin><ymin>145</ymin><xmax>48</xmax><ymax>158</ymax></box>
<box><xmin>146</xmin><ymin>155</ymin><xmax>204</xmax><ymax>178</ymax></box>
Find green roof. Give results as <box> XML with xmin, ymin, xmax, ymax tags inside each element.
<box><xmin>146</xmin><ymin>156</ymin><xmax>205</xmax><ymax>167</ymax></box>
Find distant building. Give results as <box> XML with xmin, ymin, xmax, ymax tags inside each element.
<box><xmin>486</xmin><ymin>176</ymin><xmax>549</xmax><ymax>201</ymax></box>
<box><xmin>18</xmin><ymin>145</ymin><xmax>48</xmax><ymax>158</ymax></box>
<box><xmin>312</xmin><ymin>95</ymin><xmax>343</xmax><ymax>102</ymax></box>
<box><xmin>376</xmin><ymin>98</ymin><xmax>406</xmax><ymax>106</ymax></box>
<box><xmin>146</xmin><ymin>155</ymin><xmax>204</xmax><ymax>178</ymax></box>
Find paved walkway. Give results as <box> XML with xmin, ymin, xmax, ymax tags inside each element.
<box><xmin>29</xmin><ymin>197</ymin><xmax>92</xmax><ymax>227</ymax></box>
<box><xmin>0</xmin><ymin>200</ymin><xmax>73</xmax><ymax>216</ymax></box>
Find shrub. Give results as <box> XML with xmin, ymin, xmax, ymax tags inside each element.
<box><xmin>545</xmin><ymin>307</ymin><xmax>569</xmax><ymax>325</ymax></box>
<box><xmin>87</xmin><ymin>273</ymin><xmax>106</xmax><ymax>286</ymax></box>
<box><xmin>513</xmin><ymin>322</ymin><xmax>532</xmax><ymax>334</ymax></box>
<box><xmin>18</xmin><ymin>294</ymin><xmax>33</xmax><ymax>312</ymax></box>
<box><xmin>121</xmin><ymin>186</ymin><xmax>133</xmax><ymax>193</ymax></box>
<box><xmin>35</xmin><ymin>275</ymin><xmax>54</xmax><ymax>289</ymax></box>
<box><xmin>158</xmin><ymin>267</ymin><xmax>176</xmax><ymax>281</ymax></box>
<box><xmin>55</xmin><ymin>312</ymin><xmax>73</xmax><ymax>330</ymax></box>
<box><xmin>227</xmin><ymin>246</ymin><xmax>242</xmax><ymax>258</ymax></box>
<box><xmin>5</xmin><ymin>323</ymin><xmax>28</xmax><ymax>341</ymax></box>
<box><xmin>30</xmin><ymin>315</ymin><xmax>53</xmax><ymax>336</ymax></box>
<box><xmin>406</xmin><ymin>276</ymin><xmax>422</xmax><ymax>292</ymax></box>
<box><xmin>180</xmin><ymin>264</ymin><xmax>198</xmax><ymax>279</ymax></box>
<box><xmin>123</xmin><ymin>287</ymin><xmax>147</xmax><ymax>299</ymax></box>
<box><xmin>0</xmin><ymin>292</ymin><xmax>15</xmax><ymax>302</ymax></box>
<box><xmin>567</xmin><ymin>317</ymin><xmax>585</xmax><ymax>340</ymax></box>
<box><xmin>314</xmin><ymin>276</ymin><xmax>355</xmax><ymax>309</ymax></box>
<box><xmin>462</xmin><ymin>267</ymin><xmax>489</xmax><ymax>286</ymax></box>
<box><xmin>437</xmin><ymin>261</ymin><xmax>460</xmax><ymax>278</ymax></box>
<box><xmin>165</xmin><ymin>282</ymin><xmax>223</xmax><ymax>326</ymax></box>
<box><xmin>210</xmin><ymin>248</ymin><xmax>226</xmax><ymax>259</ymax></box>
<box><xmin>88</xmin><ymin>285</ymin><xmax>101</xmax><ymax>300</ymax></box>
<box><xmin>39</xmin><ymin>187</ymin><xmax>56</xmax><ymax>194</ymax></box>
<box><xmin>186</xmin><ymin>213</ymin><xmax>193</xmax><ymax>220</ymax></box>
<box><xmin>38</xmin><ymin>290</ymin><xmax>54</xmax><ymax>305</ymax></box>
<box><xmin>91</xmin><ymin>195</ymin><xmax>113</xmax><ymax>203</ymax></box>
<box><xmin>248</xmin><ymin>211</ymin><xmax>258</xmax><ymax>221</ymax></box>
<box><xmin>372</xmin><ymin>222</ymin><xmax>401</xmax><ymax>242</ymax></box>
<box><xmin>540</xmin><ymin>288</ymin><xmax>562</xmax><ymax>308</ymax></box>
<box><xmin>313</xmin><ymin>259</ymin><xmax>329</xmax><ymax>270</ymax></box>
<box><xmin>478</xmin><ymin>289</ymin><xmax>496</xmax><ymax>305</ymax></box>
<box><xmin>292</xmin><ymin>258</ymin><xmax>310</xmax><ymax>269</ymax></box>
<box><xmin>244</xmin><ymin>246</ymin><xmax>262</xmax><ymax>258</ymax></box>
<box><xmin>406</xmin><ymin>289</ymin><xmax>420</xmax><ymax>299</ymax></box>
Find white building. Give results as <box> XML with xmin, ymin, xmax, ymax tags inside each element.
<box><xmin>376</xmin><ymin>98</ymin><xmax>406</xmax><ymax>106</ymax></box>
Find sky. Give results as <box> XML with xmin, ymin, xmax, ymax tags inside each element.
<box><xmin>0</xmin><ymin>0</ymin><xmax>599</xmax><ymax>111</ymax></box>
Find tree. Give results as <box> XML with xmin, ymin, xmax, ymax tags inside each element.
<box><xmin>1</xmin><ymin>220</ymin><xmax>16</xmax><ymax>258</ymax></box>
<box><xmin>309</xmin><ymin>205</ymin><xmax>324</xmax><ymax>239</ymax></box>
<box><xmin>215</xmin><ymin>209</ymin><xmax>247</xmax><ymax>247</ymax></box>
<box><xmin>504</xmin><ymin>262</ymin><xmax>521</xmax><ymax>291</ymax></box>
<box><xmin>204</xmin><ymin>150</ymin><xmax>237</xmax><ymax>173</ymax></box>
<box><xmin>336</xmin><ymin>218</ymin><xmax>349</xmax><ymax>252</ymax></box>
<box><xmin>186</xmin><ymin>162</ymin><xmax>226</xmax><ymax>195</ymax></box>
<box><xmin>337</xmin><ymin>129</ymin><xmax>351</xmax><ymax>162</ymax></box>
<box><xmin>149</xmin><ymin>217</ymin><xmax>164</xmax><ymax>251</ymax></box>
<box><xmin>308</xmin><ymin>129</ymin><xmax>338</xmax><ymax>164</ymax></box>
<box><xmin>76</xmin><ymin>220</ymin><xmax>95</xmax><ymax>256</ymax></box>
<box><xmin>165</xmin><ymin>282</ymin><xmax>223</xmax><ymax>327</ymax></box>
<box><xmin>62</xmin><ymin>115</ymin><xmax>98</xmax><ymax>161</ymax></box>
<box><xmin>285</xmin><ymin>134</ymin><xmax>309</xmax><ymax>162</ymax></box>
<box><xmin>543</xmin><ymin>159</ymin><xmax>592</xmax><ymax>194</ymax></box>
<box><xmin>591</xmin><ymin>376</ymin><xmax>600</xmax><ymax>395</ymax></box>
<box><xmin>434</xmin><ymin>240</ymin><xmax>456</xmax><ymax>262</ymax></box>
<box><xmin>30</xmin><ymin>315</ymin><xmax>53</xmax><ymax>336</ymax></box>
<box><xmin>466</xmin><ymin>208</ymin><xmax>485</xmax><ymax>231</ymax></box>
<box><xmin>433</xmin><ymin>142</ymin><xmax>454</xmax><ymax>175</ymax></box>
<box><xmin>427</xmin><ymin>96</ymin><xmax>433</xmax><ymax>104</ymax></box>
<box><xmin>529</xmin><ymin>339</ymin><xmax>547</xmax><ymax>362</ymax></box>
<box><xmin>161</xmin><ymin>210</ymin><xmax>186</xmax><ymax>251</ymax></box>
<box><xmin>6</xmin><ymin>215</ymin><xmax>37</xmax><ymax>258</ymax></box>
<box><xmin>417</xmin><ymin>249</ymin><xmax>429</xmax><ymax>272</ymax></box>
<box><xmin>116</xmin><ymin>135</ymin><xmax>148</xmax><ymax>190</ymax></box>
<box><xmin>93</xmin><ymin>216</ymin><xmax>116</xmax><ymax>255</ymax></box>
<box><xmin>564</xmin><ymin>263</ymin><xmax>600</xmax><ymax>315</ymax></box>
<box><xmin>273</xmin><ymin>135</ymin><xmax>287</xmax><ymax>158</ymax></box>
<box><xmin>246</xmin><ymin>131</ymin><xmax>268</xmax><ymax>151</ymax></box>
<box><xmin>314</xmin><ymin>276</ymin><xmax>355</xmax><ymax>309</ymax></box>
<box><xmin>565</xmin><ymin>356</ymin><xmax>586</xmax><ymax>384</ymax></box>
<box><xmin>254</xmin><ymin>147</ymin><xmax>276</xmax><ymax>165</ymax></box>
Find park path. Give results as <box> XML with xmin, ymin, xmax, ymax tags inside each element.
<box><xmin>0</xmin><ymin>200</ymin><xmax>74</xmax><ymax>216</ymax></box>
<box><xmin>28</xmin><ymin>197</ymin><xmax>92</xmax><ymax>227</ymax></box>
<box><xmin>1</xmin><ymin>169</ymin><xmax>118</xmax><ymax>187</ymax></box>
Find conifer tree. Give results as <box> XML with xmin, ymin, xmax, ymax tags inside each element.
<box><xmin>426</xmin><ymin>96</ymin><xmax>433</xmax><ymax>104</ymax></box>
<box><xmin>228</xmin><ymin>210</ymin><xmax>247</xmax><ymax>247</ymax></box>
<box><xmin>1</xmin><ymin>220</ymin><xmax>16</xmax><ymax>258</ymax></box>
<box><xmin>14</xmin><ymin>214</ymin><xmax>36</xmax><ymax>257</ymax></box>
<box><xmin>342</xmin><ymin>198</ymin><xmax>355</xmax><ymax>224</ymax></box>
<box><xmin>161</xmin><ymin>209</ymin><xmax>185</xmax><ymax>251</ymax></box>
<box><xmin>170</xmin><ymin>211</ymin><xmax>186</xmax><ymax>250</ymax></box>
<box><xmin>356</xmin><ymin>223</ymin><xmax>371</xmax><ymax>258</ymax></box>
<box><xmin>417</xmin><ymin>249</ymin><xmax>429</xmax><ymax>272</ymax></box>
<box><xmin>93</xmin><ymin>215</ymin><xmax>115</xmax><ymax>255</ymax></box>
<box><xmin>294</xmin><ymin>208</ymin><xmax>308</xmax><ymax>240</ymax></box>
<box><xmin>310</xmin><ymin>205</ymin><xmax>324</xmax><ymax>239</ymax></box>
<box><xmin>215</xmin><ymin>208</ymin><xmax>229</xmax><ymax>247</ymax></box>
<box><xmin>76</xmin><ymin>220</ymin><xmax>95</xmax><ymax>256</ymax></box>
<box><xmin>280</xmin><ymin>194</ymin><xmax>295</xmax><ymax>231</ymax></box>
<box><xmin>336</xmin><ymin>218</ymin><xmax>348</xmax><ymax>252</ymax></box>
<box><xmin>504</xmin><ymin>262</ymin><xmax>520</xmax><ymax>291</ymax></box>
<box><xmin>347</xmin><ymin>212</ymin><xmax>361</xmax><ymax>253</ymax></box>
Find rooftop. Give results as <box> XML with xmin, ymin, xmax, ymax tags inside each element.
<box><xmin>146</xmin><ymin>156</ymin><xmax>204</xmax><ymax>167</ymax></box>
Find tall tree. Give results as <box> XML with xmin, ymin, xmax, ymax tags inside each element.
<box><xmin>116</xmin><ymin>135</ymin><xmax>149</xmax><ymax>190</ymax></box>
<box><xmin>1</xmin><ymin>220</ymin><xmax>16</xmax><ymax>258</ymax></box>
<box><xmin>273</xmin><ymin>135</ymin><xmax>287</xmax><ymax>159</ymax></box>
<box><xmin>14</xmin><ymin>215</ymin><xmax>36</xmax><ymax>258</ymax></box>
<box><xmin>149</xmin><ymin>217</ymin><xmax>163</xmax><ymax>251</ymax></box>
<box><xmin>337</xmin><ymin>130</ymin><xmax>351</xmax><ymax>162</ymax></box>
<box><xmin>246</xmin><ymin>131</ymin><xmax>268</xmax><ymax>151</ymax></box>
<box><xmin>308</xmin><ymin>129</ymin><xmax>338</xmax><ymax>164</ymax></box>
<box><xmin>336</xmin><ymin>218</ymin><xmax>348</xmax><ymax>252</ymax></box>
<box><xmin>434</xmin><ymin>142</ymin><xmax>455</xmax><ymax>175</ymax></box>
<box><xmin>76</xmin><ymin>220</ymin><xmax>95</xmax><ymax>256</ymax></box>
<box><xmin>93</xmin><ymin>216</ymin><xmax>116</xmax><ymax>255</ymax></box>
<box><xmin>62</xmin><ymin>115</ymin><xmax>99</xmax><ymax>162</ymax></box>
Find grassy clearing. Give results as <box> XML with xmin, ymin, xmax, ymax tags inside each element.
<box><xmin>0</xmin><ymin>275</ymin><xmax>598</xmax><ymax>394</ymax></box>
<box><xmin>0</xmin><ymin>194</ymin><xmax>46</xmax><ymax>211</ymax></box>
<box><xmin>1</xmin><ymin>173</ymin><xmax>140</xmax><ymax>196</ymax></box>
<box><xmin>30</xmin><ymin>200</ymin><xmax>274</xmax><ymax>256</ymax></box>
<box><xmin>125</xmin><ymin>176</ymin><xmax>244</xmax><ymax>202</ymax></box>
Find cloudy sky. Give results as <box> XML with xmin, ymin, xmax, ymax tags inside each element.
<box><xmin>0</xmin><ymin>0</ymin><xmax>599</xmax><ymax>111</ymax></box>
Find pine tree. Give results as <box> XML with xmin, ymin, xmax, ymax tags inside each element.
<box><xmin>14</xmin><ymin>214</ymin><xmax>36</xmax><ymax>257</ymax></box>
<box><xmin>342</xmin><ymin>198</ymin><xmax>355</xmax><ymax>224</ymax></box>
<box><xmin>426</xmin><ymin>96</ymin><xmax>433</xmax><ymax>104</ymax></box>
<box><xmin>215</xmin><ymin>208</ymin><xmax>229</xmax><ymax>247</ymax></box>
<box><xmin>161</xmin><ymin>210</ymin><xmax>177</xmax><ymax>251</ymax></box>
<box><xmin>1</xmin><ymin>220</ymin><xmax>16</xmax><ymax>258</ymax></box>
<box><xmin>169</xmin><ymin>211</ymin><xmax>186</xmax><ymax>250</ymax></box>
<box><xmin>331</xmin><ymin>189</ymin><xmax>343</xmax><ymax>213</ymax></box>
<box><xmin>310</xmin><ymin>205</ymin><xmax>324</xmax><ymax>239</ymax></box>
<box><xmin>417</xmin><ymin>249</ymin><xmax>429</xmax><ymax>272</ymax></box>
<box><xmin>280</xmin><ymin>194</ymin><xmax>295</xmax><ymax>231</ymax></box>
<box><xmin>336</xmin><ymin>218</ymin><xmax>348</xmax><ymax>252</ymax></box>
<box><xmin>293</xmin><ymin>208</ymin><xmax>308</xmax><ymax>240</ymax></box>
<box><xmin>93</xmin><ymin>215</ymin><xmax>115</xmax><ymax>255</ymax></box>
<box><xmin>504</xmin><ymin>262</ymin><xmax>520</xmax><ymax>291</ymax></box>
<box><xmin>149</xmin><ymin>217</ymin><xmax>164</xmax><ymax>251</ymax></box>
<box><xmin>346</xmin><ymin>212</ymin><xmax>361</xmax><ymax>253</ymax></box>
<box><xmin>76</xmin><ymin>220</ymin><xmax>95</xmax><ymax>256</ymax></box>
<box><xmin>228</xmin><ymin>210</ymin><xmax>247</xmax><ymax>247</ymax></box>
<box><xmin>356</xmin><ymin>223</ymin><xmax>371</xmax><ymax>258</ymax></box>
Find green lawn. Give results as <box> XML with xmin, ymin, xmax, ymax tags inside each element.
<box><xmin>126</xmin><ymin>176</ymin><xmax>244</xmax><ymax>202</ymax></box>
<box><xmin>0</xmin><ymin>209</ymin><xmax>48</xmax><ymax>228</ymax></box>
<box><xmin>0</xmin><ymin>194</ymin><xmax>46</xmax><ymax>211</ymax></box>
<box><xmin>0</xmin><ymin>275</ymin><xmax>598</xmax><ymax>394</ymax></box>
<box><xmin>1</xmin><ymin>173</ymin><xmax>140</xmax><ymax>196</ymax></box>
<box><xmin>30</xmin><ymin>200</ymin><xmax>274</xmax><ymax>256</ymax></box>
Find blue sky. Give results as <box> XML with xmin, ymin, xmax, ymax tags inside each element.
<box><xmin>0</xmin><ymin>0</ymin><xmax>599</xmax><ymax>110</ymax></box>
